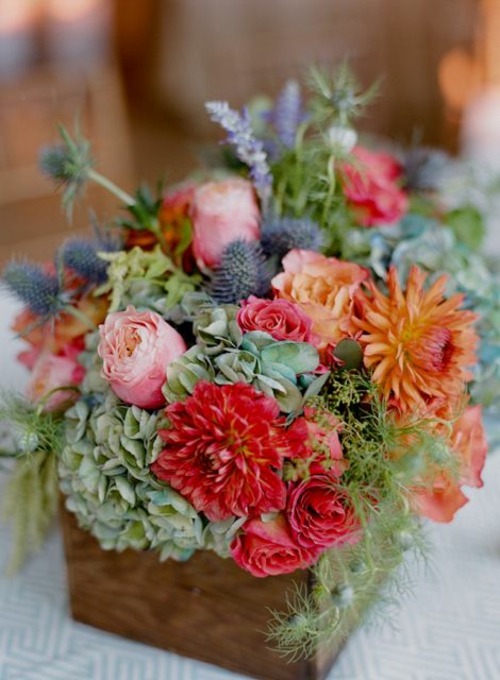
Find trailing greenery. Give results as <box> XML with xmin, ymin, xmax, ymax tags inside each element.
<box><xmin>0</xmin><ymin>395</ymin><xmax>63</xmax><ymax>572</ymax></box>
<box><xmin>267</xmin><ymin>369</ymin><xmax>449</xmax><ymax>659</ymax></box>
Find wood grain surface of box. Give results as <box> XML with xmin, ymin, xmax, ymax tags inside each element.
<box><xmin>60</xmin><ymin>507</ymin><xmax>342</xmax><ymax>680</ymax></box>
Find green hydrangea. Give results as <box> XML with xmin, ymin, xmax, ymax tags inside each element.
<box><xmin>59</xmin><ymin>388</ymin><xmax>238</xmax><ymax>560</ymax></box>
<box><xmin>164</xmin><ymin>304</ymin><xmax>320</xmax><ymax>412</ymax></box>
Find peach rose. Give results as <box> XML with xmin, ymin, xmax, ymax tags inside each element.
<box><xmin>27</xmin><ymin>342</ymin><xmax>85</xmax><ymax>412</ymax></box>
<box><xmin>190</xmin><ymin>178</ymin><xmax>260</xmax><ymax>269</ymax></box>
<box><xmin>271</xmin><ymin>249</ymin><xmax>369</xmax><ymax>349</ymax></box>
<box><xmin>98</xmin><ymin>306</ymin><xmax>186</xmax><ymax>409</ymax></box>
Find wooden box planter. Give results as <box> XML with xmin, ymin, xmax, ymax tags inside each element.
<box><xmin>60</xmin><ymin>508</ymin><xmax>343</xmax><ymax>680</ymax></box>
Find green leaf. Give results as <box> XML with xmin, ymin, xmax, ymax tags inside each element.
<box><xmin>261</xmin><ymin>342</ymin><xmax>319</xmax><ymax>374</ymax></box>
<box><xmin>333</xmin><ymin>339</ymin><xmax>363</xmax><ymax>370</ymax></box>
<box><xmin>303</xmin><ymin>371</ymin><xmax>331</xmax><ymax>401</ymax></box>
<box><xmin>114</xmin><ymin>476</ymin><xmax>136</xmax><ymax>506</ymax></box>
<box><xmin>444</xmin><ymin>206</ymin><xmax>485</xmax><ymax>251</ymax></box>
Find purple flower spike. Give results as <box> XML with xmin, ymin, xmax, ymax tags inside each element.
<box><xmin>205</xmin><ymin>101</ymin><xmax>272</xmax><ymax>207</ymax></box>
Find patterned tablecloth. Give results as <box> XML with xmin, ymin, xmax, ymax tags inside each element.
<box><xmin>1</xmin><ymin>295</ymin><xmax>499</xmax><ymax>680</ymax></box>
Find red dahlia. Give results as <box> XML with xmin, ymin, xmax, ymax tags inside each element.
<box><xmin>152</xmin><ymin>381</ymin><xmax>300</xmax><ymax>521</ymax></box>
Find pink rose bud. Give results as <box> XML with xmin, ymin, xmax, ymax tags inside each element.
<box><xmin>190</xmin><ymin>178</ymin><xmax>260</xmax><ymax>270</ymax></box>
<box><xmin>27</xmin><ymin>344</ymin><xmax>85</xmax><ymax>413</ymax></box>
<box><xmin>98</xmin><ymin>306</ymin><xmax>186</xmax><ymax>409</ymax></box>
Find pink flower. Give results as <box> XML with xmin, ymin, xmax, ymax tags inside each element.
<box><xmin>190</xmin><ymin>178</ymin><xmax>260</xmax><ymax>269</ymax></box>
<box><xmin>237</xmin><ymin>296</ymin><xmax>314</xmax><ymax>343</ymax></box>
<box><xmin>152</xmin><ymin>381</ymin><xmax>296</xmax><ymax>522</ymax></box>
<box><xmin>341</xmin><ymin>146</ymin><xmax>408</xmax><ymax>227</ymax></box>
<box><xmin>272</xmin><ymin>249</ymin><xmax>369</xmax><ymax>350</ymax></box>
<box><xmin>412</xmin><ymin>405</ymin><xmax>487</xmax><ymax>523</ymax></box>
<box><xmin>27</xmin><ymin>341</ymin><xmax>85</xmax><ymax>412</ymax></box>
<box><xmin>230</xmin><ymin>515</ymin><xmax>321</xmax><ymax>577</ymax></box>
<box><xmin>98</xmin><ymin>306</ymin><xmax>186</xmax><ymax>409</ymax></box>
<box><xmin>286</xmin><ymin>474</ymin><xmax>359</xmax><ymax>549</ymax></box>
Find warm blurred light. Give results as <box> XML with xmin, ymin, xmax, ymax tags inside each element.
<box><xmin>438</xmin><ymin>48</ymin><xmax>482</xmax><ymax>113</ymax></box>
<box><xmin>462</xmin><ymin>87</ymin><xmax>500</xmax><ymax>170</ymax></box>
<box><xmin>47</xmin><ymin>0</ymin><xmax>101</xmax><ymax>22</ymax></box>
<box><xmin>0</xmin><ymin>0</ymin><xmax>38</xmax><ymax>33</ymax></box>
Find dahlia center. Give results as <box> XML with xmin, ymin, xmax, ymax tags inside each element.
<box><xmin>405</xmin><ymin>325</ymin><xmax>454</xmax><ymax>373</ymax></box>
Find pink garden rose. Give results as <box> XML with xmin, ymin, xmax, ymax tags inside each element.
<box><xmin>286</xmin><ymin>473</ymin><xmax>359</xmax><ymax>549</ymax></box>
<box><xmin>98</xmin><ymin>306</ymin><xmax>186</xmax><ymax>409</ymax></box>
<box><xmin>237</xmin><ymin>296</ymin><xmax>314</xmax><ymax>343</ymax></box>
<box><xmin>272</xmin><ymin>249</ymin><xmax>369</xmax><ymax>351</ymax></box>
<box><xmin>190</xmin><ymin>178</ymin><xmax>260</xmax><ymax>269</ymax></box>
<box><xmin>27</xmin><ymin>341</ymin><xmax>85</xmax><ymax>412</ymax></box>
<box><xmin>341</xmin><ymin>146</ymin><xmax>408</xmax><ymax>227</ymax></box>
<box><xmin>412</xmin><ymin>405</ymin><xmax>487</xmax><ymax>523</ymax></box>
<box><xmin>230</xmin><ymin>515</ymin><xmax>321</xmax><ymax>578</ymax></box>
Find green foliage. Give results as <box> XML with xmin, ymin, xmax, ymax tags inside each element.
<box><xmin>3</xmin><ymin>451</ymin><xmax>59</xmax><ymax>573</ymax></box>
<box><xmin>267</xmin><ymin>369</ymin><xmax>452</xmax><ymax>659</ymax></box>
<box><xmin>444</xmin><ymin>205</ymin><xmax>485</xmax><ymax>251</ymax></box>
<box><xmin>95</xmin><ymin>245</ymin><xmax>201</xmax><ymax>312</ymax></box>
<box><xmin>0</xmin><ymin>394</ymin><xmax>63</xmax><ymax>572</ymax></box>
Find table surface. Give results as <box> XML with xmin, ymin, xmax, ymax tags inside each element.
<box><xmin>0</xmin><ymin>295</ymin><xmax>499</xmax><ymax>680</ymax></box>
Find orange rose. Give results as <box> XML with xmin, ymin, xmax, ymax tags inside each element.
<box><xmin>271</xmin><ymin>249</ymin><xmax>369</xmax><ymax>350</ymax></box>
<box><xmin>411</xmin><ymin>405</ymin><xmax>487</xmax><ymax>523</ymax></box>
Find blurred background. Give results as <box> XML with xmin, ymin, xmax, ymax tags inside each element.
<box><xmin>0</xmin><ymin>0</ymin><xmax>498</xmax><ymax>265</ymax></box>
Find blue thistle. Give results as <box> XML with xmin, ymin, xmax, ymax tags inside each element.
<box><xmin>205</xmin><ymin>101</ymin><xmax>272</xmax><ymax>206</ymax></box>
<box><xmin>403</xmin><ymin>147</ymin><xmax>448</xmax><ymax>192</ymax></box>
<box><xmin>261</xmin><ymin>216</ymin><xmax>324</xmax><ymax>260</ymax></box>
<box><xmin>2</xmin><ymin>261</ymin><xmax>62</xmax><ymax>317</ymax></box>
<box><xmin>39</xmin><ymin>126</ymin><xmax>94</xmax><ymax>216</ymax></box>
<box><xmin>209</xmin><ymin>240</ymin><xmax>270</xmax><ymax>304</ymax></box>
<box><xmin>60</xmin><ymin>238</ymin><xmax>112</xmax><ymax>285</ymax></box>
<box><xmin>39</xmin><ymin>125</ymin><xmax>134</xmax><ymax>219</ymax></box>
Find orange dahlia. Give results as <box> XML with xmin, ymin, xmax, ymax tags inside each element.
<box><xmin>354</xmin><ymin>265</ymin><xmax>478</xmax><ymax>415</ymax></box>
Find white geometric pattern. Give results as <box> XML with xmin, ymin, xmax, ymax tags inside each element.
<box><xmin>1</xmin><ymin>453</ymin><xmax>499</xmax><ymax>680</ymax></box>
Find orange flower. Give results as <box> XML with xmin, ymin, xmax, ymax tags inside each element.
<box><xmin>354</xmin><ymin>265</ymin><xmax>478</xmax><ymax>415</ymax></box>
<box><xmin>271</xmin><ymin>249</ymin><xmax>369</xmax><ymax>351</ymax></box>
<box><xmin>12</xmin><ymin>293</ymin><xmax>109</xmax><ymax>355</ymax></box>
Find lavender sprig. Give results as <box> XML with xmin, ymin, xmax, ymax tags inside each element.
<box><xmin>270</xmin><ymin>80</ymin><xmax>307</xmax><ymax>149</ymax></box>
<box><xmin>205</xmin><ymin>101</ymin><xmax>272</xmax><ymax>207</ymax></box>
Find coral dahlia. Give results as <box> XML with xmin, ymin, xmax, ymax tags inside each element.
<box><xmin>152</xmin><ymin>381</ymin><xmax>300</xmax><ymax>522</ymax></box>
<box><xmin>354</xmin><ymin>265</ymin><xmax>478</xmax><ymax>415</ymax></box>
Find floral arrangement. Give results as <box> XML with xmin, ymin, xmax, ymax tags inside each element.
<box><xmin>0</xmin><ymin>67</ymin><xmax>493</xmax><ymax>658</ymax></box>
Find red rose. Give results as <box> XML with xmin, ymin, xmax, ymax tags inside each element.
<box><xmin>152</xmin><ymin>381</ymin><xmax>295</xmax><ymax>522</ymax></box>
<box><xmin>230</xmin><ymin>515</ymin><xmax>321</xmax><ymax>577</ymax></box>
<box><xmin>341</xmin><ymin>146</ymin><xmax>408</xmax><ymax>227</ymax></box>
<box><xmin>286</xmin><ymin>473</ymin><xmax>359</xmax><ymax>549</ymax></box>
<box><xmin>237</xmin><ymin>296</ymin><xmax>314</xmax><ymax>343</ymax></box>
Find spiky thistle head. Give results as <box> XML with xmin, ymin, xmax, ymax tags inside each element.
<box><xmin>261</xmin><ymin>216</ymin><xmax>324</xmax><ymax>260</ymax></box>
<box><xmin>402</xmin><ymin>146</ymin><xmax>448</xmax><ymax>192</ymax></box>
<box><xmin>2</xmin><ymin>260</ymin><xmax>62</xmax><ymax>317</ymax></box>
<box><xmin>60</xmin><ymin>238</ymin><xmax>114</xmax><ymax>285</ymax></box>
<box><xmin>39</xmin><ymin>125</ymin><xmax>94</xmax><ymax>217</ymax></box>
<box><xmin>209</xmin><ymin>240</ymin><xmax>271</xmax><ymax>304</ymax></box>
